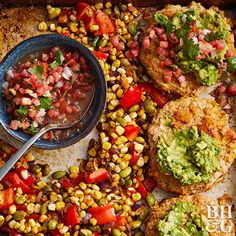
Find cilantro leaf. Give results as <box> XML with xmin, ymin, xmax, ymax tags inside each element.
<box><xmin>226</xmin><ymin>57</ymin><xmax>236</xmax><ymax>72</ymax></box>
<box><xmin>28</xmin><ymin>65</ymin><xmax>44</xmax><ymax>79</ymax></box>
<box><xmin>154</xmin><ymin>13</ymin><xmax>174</xmax><ymax>35</ymax></box>
<box><xmin>16</xmin><ymin>106</ymin><xmax>29</xmax><ymax>116</ymax></box>
<box><xmin>49</xmin><ymin>50</ymin><xmax>63</xmax><ymax>69</ymax></box>
<box><xmin>28</xmin><ymin>125</ymin><xmax>38</xmax><ymax>136</ymax></box>
<box><xmin>182</xmin><ymin>38</ymin><xmax>199</xmax><ymax>60</ymax></box>
<box><xmin>39</xmin><ymin>97</ymin><xmax>52</xmax><ymax>110</ymax></box>
<box><xmin>205</xmin><ymin>31</ymin><xmax>228</xmax><ymax>42</ymax></box>
<box><xmin>176</xmin><ymin>25</ymin><xmax>191</xmax><ymax>39</ymax></box>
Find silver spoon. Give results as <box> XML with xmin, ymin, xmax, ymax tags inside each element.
<box><xmin>0</xmin><ymin>88</ymin><xmax>95</xmax><ymax>181</ymax></box>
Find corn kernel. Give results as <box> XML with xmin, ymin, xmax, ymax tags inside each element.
<box><xmin>38</xmin><ymin>21</ymin><xmax>48</xmax><ymax>32</ymax></box>
<box><xmin>105</xmin><ymin>2</ymin><xmax>112</xmax><ymax>8</ymax></box>
<box><xmin>102</xmin><ymin>141</ymin><xmax>112</xmax><ymax>151</ymax></box>
<box><xmin>50</xmin><ymin>23</ymin><xmax>56</xmax><ymax>32</ymax></box>
<box><xmin>88</xmin><ymin>147</ymin><xmax>97</xmax><ymax>157</ymax></box>
<box><xmin>9</xmin><ymin>205</ymin><xmax>16</xmax><ymax>214</ymax></box>
<box><xmin>90</xmin><ymin>217</ymin><xmax>97</xmax><ymax>226</ymax></box>
<box><xmin>90</xmin><ymin>25</ymin><xmax>99</xmax><ymax>32</ymax></box>
<box><xmin>8</xmin><ymin>220</ymin><xmax>16</xmax><ymax>229</ymax></box>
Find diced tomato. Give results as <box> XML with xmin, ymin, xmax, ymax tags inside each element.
<box><xmin>124</xmin><ymin>125</ymin><xmax>139</xmax><ymax>142</ymax></box>
<box><xmin>2</xmin><ymin>172</ymin><xmax>30</xmax><ymax>193</ymax></box>
<box><xmin>65</xmin><ymin>204</ymin><xmax>80</xmax><ymax>226</ymax></box>
<box><xmin>136</xmin><ymin>177</ymin><xmax>147</xmax><ymax>198</ymax></box>
<box><xmin>0</xmin><ymin>188</ymin><xmax>14</xmax><ymax>210</ymax></box>
<box><xmin>92</xmin><ymin>51</ymin><xmax>108</xmax><ymax>62</ymax></box>
<box><xmin>88</xmin><ymin>204</ymin><xmax>116</xmax><ymax>225</ymax></box>
<box><xmin>94</xmin><ymin>10</ymin><xmax>116</xmax><ymax>36</ymax></box>
<box><xmin>225</xmin><ymin>49</ymin><xmax>234</xmax><ymax>58</ymax></box>
<box><xmin>138</xmin><ymin>82</ymin><xmax>169</xmax><ymax>107</ymax></box>
<box><xmin>115</xmin><ymin>215</ymin><xmax>127</xmax><ymax>227</ymax></box>
<box><xmin>85</xmin><ymin>168</ymin><xmax>108</xmax><ymax>184</ymax></box>
<box><xmin>143</xmin><ymin>176</ymin><xmax>156</xmax><ymax>192</ymax></box>
<box><xmin>212</xmin><ymin>39</ymin><xmax>225</xmax><ymax>51</ymax></box>
<box><xmin>36</xmin><ymin>84</ymin><xmax>47</xmax><ymax>96</ymax></box>
<box><xmin>59</xmin><ymin>100</ymin><xmax>67</xmax><ymax>113</ymax></box>
<box><xmin>15</xmin><ymin>166</ymin><xmax>34</xmax><ymax>186</ymax></box>
<box><xmin>119</xmin><ymin>86</ymin><xmax>142</xmax><ymax>109</ymax></box>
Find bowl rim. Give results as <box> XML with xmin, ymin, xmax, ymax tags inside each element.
<box><xmin>0</xmin><ymin>34</ymin><xmax>107</xmax><ymax>149</ymax></box>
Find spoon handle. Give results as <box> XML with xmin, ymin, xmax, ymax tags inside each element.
<box><xmin>0</xmin><ymin>126</ymin><xmax>49</xmax><ymax>181</ymax></box>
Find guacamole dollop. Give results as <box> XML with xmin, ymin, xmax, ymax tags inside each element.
<box><xmin>156</xmin><ymin>126</ymin><xmax>221</xmax><ymax>185</ymax></box>
<box><xmin>157</xmin><ymin>202</ymin><xmax>208</xmax><ymax>236</ymax></box>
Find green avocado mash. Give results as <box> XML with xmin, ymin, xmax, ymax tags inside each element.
<box><xmin>157</xmin><ymin>202</ymin><xmax>209</xmax><ymax>236</ymax></box>
<box><xmin>156</xmin><ymin>126</ymin><xmax>221</xmax><ymax>185</ymax></box>
<box><xmin>153</xmin><ymin>4</ymin><xmax>236</xmax><ymax>85</ymax></box>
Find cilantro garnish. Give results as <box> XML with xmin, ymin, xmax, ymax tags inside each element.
<box><xmin>49</xmin><ymin>50</ymin><xmax>63</xmax><ymax>69</ymax></box>
<box><xmin>16</xmin><ymin>106</ymin><xmax>29</xmax><ymax>116</ymax></box>
<box><xmin>28</xmin><ymin>65</ymin><xmax>44</xmax><ymax>79</ymax></box>
<box><xmin>226</xmin><ymin>57</ymin><xmax>236</xmax><ymax>72</ymax></box>
<box><xmin>154</xmin><ymin>13</ymin><xmax>174</xmax><ymax>35</ymax></box>
<box><xmin>205</xmin><ymin>31</ymin><xmax>228</xmax><ymax>42</ymax></box>
<box><xmin>182</xmin><ymin>38</ymin><xmax>199</xmax><ymax>60</ymax></box>
<box><xmin>39</xmin><ymin>97</ymin><xmax>52</xmax><ymax>110</ymax></box>
<box><xmin>28</xmin><ymin>125</ymin><xmax>38</xmax><ymax>136</ymax></box>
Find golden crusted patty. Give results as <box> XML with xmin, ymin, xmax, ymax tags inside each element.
<box><xmin>145</xmin><ymin>194</ymin><xmax>235</xmax><ymax>236</ymax></box>
<box><xmin>140</xmin><ymin>2</ymin><xmax>236</xmax><ymax>95</ymax></box>
<box><xmin>148</xmin><ymin>96</ymin><xmax>236</xmax><ymax>194</ymax></box>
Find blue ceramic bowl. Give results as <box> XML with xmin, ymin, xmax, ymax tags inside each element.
<box><xmin>0</xmin><ymin>34</ymin><xmax>106</xmax><ymax>149</ymax></box>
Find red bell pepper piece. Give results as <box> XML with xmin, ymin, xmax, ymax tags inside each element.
<box><xmin>94</xmin><ymin>10</ymin><xmax>116</xmax><ymax>36</ymax></box>
<box><xmin>93</xmin><ymin>232</ymin><xmax>100</xmax><ymax>236</ymax></box>
<box><xmin>136</xmin><ymin>177</ymin><xmax>147</xmax><ymax>198</ymax></box>
<box><xmin>15</xmin><ymin>204</ymin><xmax>27</xmax><ymax>211</ymax></box>
<box><xmin>143</xmin><ymin>176</ymin><xmax>157</xmax><ymax>192</ymax></box>
<box><xmin>115</xmin><ymin>215</ymin><xmax>127</xmax><ymax>226</ymax></box>
<box><xmin>119</xmin><ymin>86</ymin><xmax>142</xmax><ymax>109</ymax></box>
<box><xmin>138</xmin><ymin>82</ymin><xmax>169</xmax><ymax>108</ymax></box>
<box><xmin>88</xmin><ymin>204</ymin><xmax>116</xmax><ymax>225</ymax></box>
<box><xmin>15</xmin><ymin>166</ymin><xmax>34</xmax><ymax>186</ymax></box>
<box><xmin>65</xmin><ymin>204</ymin><xmax>80</xmax><ymax>226</ymax></box>
<box><xmin>0</xmin><ymin>188</ymin><xmax>14</xmax><ymax>210</ymax></box>
<box><xmin>2</xmin><ymin>226</ymin><xmax>22</xmax><ymax>236</ymax></box>
<box><xmin>25</xmin><ymin>214</ymin><xmax>41</xmax><ymax>221</ymax></box>
<box><xmin>129</xmin><ymin>142</ymin><xmax>140</xmax><ymax>166</ymax></box>
<box><xmin>124</xmin><ymin>125</ymin><xmax>140</xmax><ymax>142</ymax></box>
<box><xmin>49</xmin><ymin>229</ymin><xmax>63</xmax><ymax>236</ymax></box>
<box><xmin>61</xmin><ymin>173</ymin><xmax>84</xmax><ymax>189</ymax></box>
<box><xmin>92</xmin><ymin>51</ymin><xmax>108</xmax><ymax>62</ymax></box>
<box><xmin>85</xmin><ymin>168</ymin><xmax>108</xmax><ymax>184</ymax></box>
<box><xmin>76</xmin><ymin>2</ymin><xmax>94</xmax><ymax>21</ymax></box>
<box><xmin>2</xmin><ymin>172</ymin><xmax>30</xmax><ymax>193</ymax></box>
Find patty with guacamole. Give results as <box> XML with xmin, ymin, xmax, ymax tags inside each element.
<box><xmin>140</xmin><ymin>2</ymin><xmax>236</xmax><ymax>95</ymax></box>
<box><xmin>148</xmin><ymin>96</ymin><xmax>236</xmax><ymax>194</ymax></box>
<box><xmin>145</xmin><ymin>194</ymin><xmax>235</xmax><ymax>236</ymax></box>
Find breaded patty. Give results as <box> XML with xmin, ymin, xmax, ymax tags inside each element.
<box><xmin>145</xmin><ymin>194</ymin><xmax>235</xmax><ymax>236</ymax></box>
<box><xmin>148</xmin><ymin>96</ymin><xmax>236</xmax><ymax>194</ymax></box>
<box><xmin>140</xmin><ymin>2</ymin><xmax>236</xmax><ymax>95</ymax></box>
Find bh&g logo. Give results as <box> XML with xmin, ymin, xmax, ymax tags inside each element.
<box><xmin>206</xmin><ymin>205</ymin><xmax>234</xmax><ymax>233</ymax></box>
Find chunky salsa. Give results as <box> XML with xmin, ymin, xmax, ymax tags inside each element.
<box><xmin>143</xmin><ymin>4</ymin><xmax>236</xmax><ymax>85</ymax></box>
<box><xmin>3</xmin><ymin>47</ymin><xmax>94</xmax><ymax>140</ymax></box>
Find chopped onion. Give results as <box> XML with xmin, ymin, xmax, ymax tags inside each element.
<box><xmin>62</xmin><ymin>66</ymin><xmax>73</xmax><ymax>80</ymax></box>
<box><xmin>6</xmin><ymin>69</ymin><xmax>14</xmax><ymax>79</ymax></box>
<box><xmin>192</xmin><ymin>36</ymin><xmax>198</xmax><ymax>45</ymax></box>
<box><xmin>2</xmin><ymin>81</ymin><xmax>9</xmax><ymax>89</ymax></box>
<box><xmin>55</xmin><ymin>81</ymin><xmax>64</xmax><ymax>88</ymax></box>
<box><xmin>178</xmin><ymin>75</ymin><xmax>186</xmax><ymax>83</ymax></box>
<box><xmin>202</xmin><ymin>29</ymin><xmax>211</xmax><ymax>35</ymax></box>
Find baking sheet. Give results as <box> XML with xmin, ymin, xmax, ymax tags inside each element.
<box><xmin>0</xmin><ymin>2</ymin><xmax>235</xmax><ymax>228</ymax></box>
